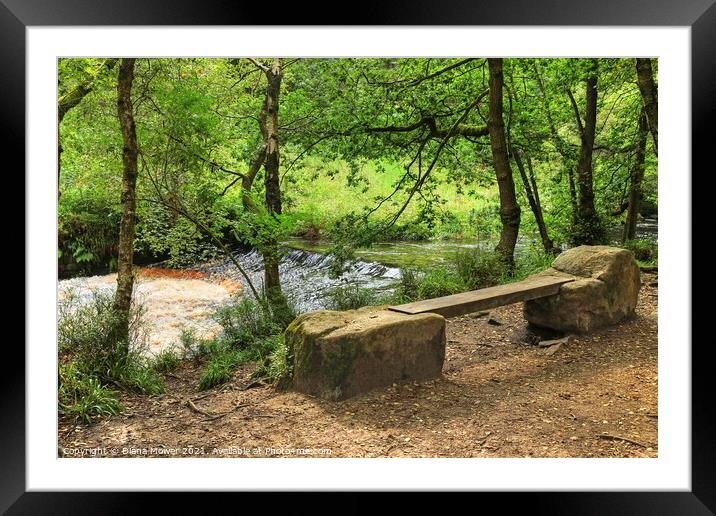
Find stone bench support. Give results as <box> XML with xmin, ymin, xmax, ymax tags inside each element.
<box><xmin>285</xmin><ymin>306</ymin><xmax>445</xmax><ymax>400</ymax></box>
<box><xmin>524</xmin><ymin>245</ymin><xmax>641</xmax><ymax>333</ymax></box>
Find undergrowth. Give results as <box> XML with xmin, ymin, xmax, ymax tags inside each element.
<box><xmin>620</xmin><ymin>238</ymin><xmax>658</xmax><ymax>267</ymax></box>
<box><xmin>58</xmin><ymin>290</ymin><xmax>164</xmax><ymax>424</ymax></box>
<box><xmin>183</xmin><ymin>297</ymin><xmax>294</xmax><ymax>392</ymax></box>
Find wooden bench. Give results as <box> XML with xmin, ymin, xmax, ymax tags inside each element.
<box><xmin>388</xmin><ymin>274</ymin><xmax>574</xmax><ymax>318</ymax></box>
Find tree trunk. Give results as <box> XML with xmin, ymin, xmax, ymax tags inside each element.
<box><xmin>487</xmin><ymin>58</ymin><xmax>521</xmax><ymax>269</ymax></box>
<box><xmin>114</xmin><ymin>58</ymin><xmax>139</xmax><ymax>345</ymax></box>
<box><xmin>238</xmin><ymin>91</ymin><xmax>267</xmax><ymax>213</ymax></box>
<box><xmin>573</xmin><ymin>59</ymin><xmax>603</xmax><ymax>245</ymax></box>
<box><xmin>58</xmin><ymin>138</ymin><xmax>63</xmax><ymax>199</ymax></box>
<box><xmin>623</xmin><ymin>109</ymin><xmax>648</xmax><ymax>242</ymax></box>
<box><xmin>240</xmin><ymin>141</ymin><xmax>267</xmax><ymax>213</ymax></box>
<box><xmin>263</xmin><ymin>59</ymin><xmax>283</xmax><ymax>217</ymax></box>
<box><xmin>254</xmin><ymin>58</ymin><xmax>291</xmax><ymax>319</ymax></box>
<box><xmin>261</xmin><ymin>59</ymin><xmax>283</xmax><ymax>300</ymax></box>
<box><xmin>511</xmin><ymin>144</ymin><xmax>555</xmax><ymax>253</ymax></box>
<box><xmin>635</xmin><ymin>58</ymin><xmax>658</xmax><ymax>155</ymax></box>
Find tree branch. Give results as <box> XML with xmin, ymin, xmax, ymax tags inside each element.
<box><xmin>138</xmin><ymin>151</ymin><xmax>262</xmax><ymax>302</ymax></box>
<box><xmin>58</xmin><ymin>58</ymin><xmax>119</xmax><ymax>123</ymax></box>
<box><xmin>566</xmin><ymin>88</ymin><xmax>585</xmax><ymax>139</ymax></box>
<box><xmin>246</xmin><ymin>58</ymin><xmax>270</xmax><ymax>74</ymax></box>
<box><xmin>168</xmin><ymin>135</ymin><xmax>245</xmax><ymax>178</ymax></box>
<box><xmin>381</xmin><ymin>94</ymin><xmax>486</xmax><ymax>231</ymax></box>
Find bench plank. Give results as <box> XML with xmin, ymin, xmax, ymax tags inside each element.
<box><xmin>388</xmin><ymin>274</ymin><xmax>574</xmax><ymax>318</ymax></box>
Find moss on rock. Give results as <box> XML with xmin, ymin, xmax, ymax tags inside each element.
<box><xmin>285</xmin><ymin>306</ymin><xmax>446</xmax><ymax>400</ymax></box>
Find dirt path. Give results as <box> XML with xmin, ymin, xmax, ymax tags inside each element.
<box><xmin>58</xmin><ymin>273</ymin><xmax>658</xmax><ymax>458</ymax></box>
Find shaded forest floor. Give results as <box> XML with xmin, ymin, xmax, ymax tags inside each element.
<box><xmin>58</xmin><ymin>273</ymin><xmax>658</xmax><ymax>459</ymax></box>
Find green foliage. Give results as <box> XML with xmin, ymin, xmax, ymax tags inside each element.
<box><xmin>58</xmin><ymin>362</ymin><xmax>122</xmax><ymax>424</ymax></box>
<box><xmin>56</xmin><ymin>56</ymin><xmax>662</xmax><ymax>422</ymax></box>
<box><xmin>213</xmin><ymin>297</ymin><xmax>282</xmax><ymax>348</ymax></box>
<box><xmin>324</xmin><ymin>212</ymin><xmax>435</xmax><ymax>278</ymax></box>
<box><xmin>58</xmin><ymin>290</ymin><xmax>164</xmax><ymax>395</ymax></box>
<box><xmin>195</xmin><ymin>334</ymin><xmax>286</xmax><ymax>391</ymax></box>
<box><xmin>287</xmin><ymin>210</ymin><xmax>325</xmax><ymax>240</ymax></box>
<box><xmin>58</xmin><ymin>290</ymin><xmax>138</xmax><ymax>365</ymax></box>
<box><xmin>512</xmin><ymin>247</ymin><xmax>556</xmax><ymax>280</ymax></box>
<box><xmin>381</xmin><ymin>222</ymin><xmax>433</xmax><ymax>242</ymax></box>
<box><xmin>455</xmin><ymin>248</ymin><xmax>507</xmax><ymax>289</ymax></box>
<box><xmin>152</xmin><ymin>348</ymin><xmax>181</xmax><ymax>373</ymax></box>
<box><xmin>455</xmin><ymin>245</ymin><xmax>554</xmax><ymax>286</ymax></box>
<box><xmin>466</xmin><ymin>205</ymin><xmax>503</xmax><ymax>238</ymax></box>
<box><xmin>232</xmin><ymin>203</ymin><xmax>293</xmax><ymax>252</ymax></box>
<box><xmin>58</xmin><ymin>192</ymin><xmax>121</xmax><ymax>274</ymax></box>
<box><xmin>253</xmin><ymin>334</ymin><xmax>290</xmax><ymax>387</ymax></box>
<box><xmin>179</xmin><ymin>328</ymin><xmax>200</xmax><ymax>357</ymax></box>
<box><xmin>194</xmin><ymin>297</ymin><xmax>295</xmax><ymax>391</ymax></box>
<box><xmin>263</xmin><ymin>288</ymin><xmax>298</xmax><ymax>330</ymax></box>
<box><xmin>387</xmin><ymin>245</ymin><xmax>555</xmax><ymax>304</ymax></box>
<box><xmin>197</xmin><ymin>347</ymin><xmax>241</xmax><ymax>391</ymax></box>
<box><xmin>393</xmin><ymin>268</ymin><xmax>421</xmax><ymax>303</ymax></box>
<box><xmin>326</xmin><ymin>283</ymin><xmax>378</xmax><ymax>310</ymax></box>
<box><xmin>58</xmin><ymin>55</ymin><xmax>658</xmax><ymax>399</ymax></box>
<box><xmin>391</xmin><ymin>266</ymin><xmax>467</xmax><ymax>303</ymax></box>
<box><xmin>59</xmin><ymin>57</ymin><xmax>657</xmax><ymax>285</ymax></box>
<box><xmin>414</xmin><ymin>268</ymin><xmax>467</xmax><ymax>299</ymax></box>
<box><xmin>136</xmin><ymin>207</ymin><xmax>220</xmax><ymax>268</ymax></box>
<box><xmin>106</xmin><ymin>356</ymin><xmax>165</xmax><ymax>395</ymax></box>
<box><xmin>194</xmin><ymin>337</ymin><xmax>227</xmax><ymax>358</ymax></box>
<box><xmin>621</xmin><ymin>238</ymin><xmax>658</xmax><ymax>264</ymax></box>
<box><xmin>570</xmin><ymin>216</ymin><xmax>607</xmax><ymax>247</ymax></box>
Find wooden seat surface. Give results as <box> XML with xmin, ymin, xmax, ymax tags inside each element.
<box><xmin>388</xmin><ymin>274</ymin><xmax>573</xmax><ymax>318</ymax></box>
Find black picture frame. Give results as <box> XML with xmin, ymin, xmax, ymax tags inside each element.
<box><xmin>5</xmin><ymin>0</ymin><xmax>710</xmax><ymax>512</ymax></box>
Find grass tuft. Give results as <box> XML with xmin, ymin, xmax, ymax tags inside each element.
<box><xmin>58</xmin><ymin>362</ymin><xmax>122</xmax><ymax>424</ymax></box>
<box><xmin>194</xmin><ymin>297</ymin><xmax>296</xmax><ymax>391</ymax></box>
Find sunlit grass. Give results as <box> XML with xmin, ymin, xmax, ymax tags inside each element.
<box><xmin>285</xmin><ymin>158</ymin><xmax>496</xmax><ymax>238</ymax></box>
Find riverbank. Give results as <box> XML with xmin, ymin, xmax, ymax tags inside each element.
<box><xmin>284</xmin><ymin>218</ymin><xmax>658</xmax><ymax>270</ymax></box>
<box><xmin>58</xmin><ymin>236</ymin><xmax>657</xmax><ymax>355</ymax></box>
<box><xmin>58</xmin><ymin>272</ymin><xmax>658</xmax><ymax>458</ymax></box>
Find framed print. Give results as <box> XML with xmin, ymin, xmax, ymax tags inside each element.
<box><xmin>6</xmin><ymin>0</ymin><xmax>712</xmax><ymax>512</ymax></box>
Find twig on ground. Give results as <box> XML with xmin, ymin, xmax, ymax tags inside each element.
<box><xmin>596</xmin><ymin>433</ymin><xmax>648</xmax><ymax>448</ymax></box>
<box><xmin>240</xmin><ymin>380</ymin><xmax>267</xmax><ymax>391</ymax></box>
<box><xmin>202</xmin><ymin>403</ymin><xmax>251</xmax><ymax>422</ymax></box>
<box><xmin>385</xmin><ymin>444</ymin><xmax>400</xmax><ymax>454</ymax></box>
<box><xmin>186</xmin><ymin>399</ymin><xmax>214</xmax><ymax>418</ymax></box>
<box><xmin>187</xmin><ymin>398</ymin><xmax>251</xmax><ymax>421</ymax></box>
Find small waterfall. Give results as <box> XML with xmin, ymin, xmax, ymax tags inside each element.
<box><xmin>195</xmin><ymin>247</ymin><xmax>402</xmax><ymax>313</ymax></box>
<box><xmin>636</xmin><ymin>217</ymin><xmax>658</xmax><ymax>240</ymax></box>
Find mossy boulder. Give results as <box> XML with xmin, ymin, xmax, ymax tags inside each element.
<box><xmin>285</xmin><ymin>306</ymin><xmax>445</xmax><ymax>400</ymax></box>
<box><xmin>524</xmin><ymin>245</ymin><xmax>641</xmax><ymax>333</ymax></box>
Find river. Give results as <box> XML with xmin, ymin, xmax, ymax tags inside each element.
<box><xmin>58</xmin><ymin>218</ymin><xmax>656</xmax><ymax>353</ymax></box>
<box><xmin>192</xmin><ymin>216</ymin><xmax>657</xmax><ymax>313</ymax></box>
